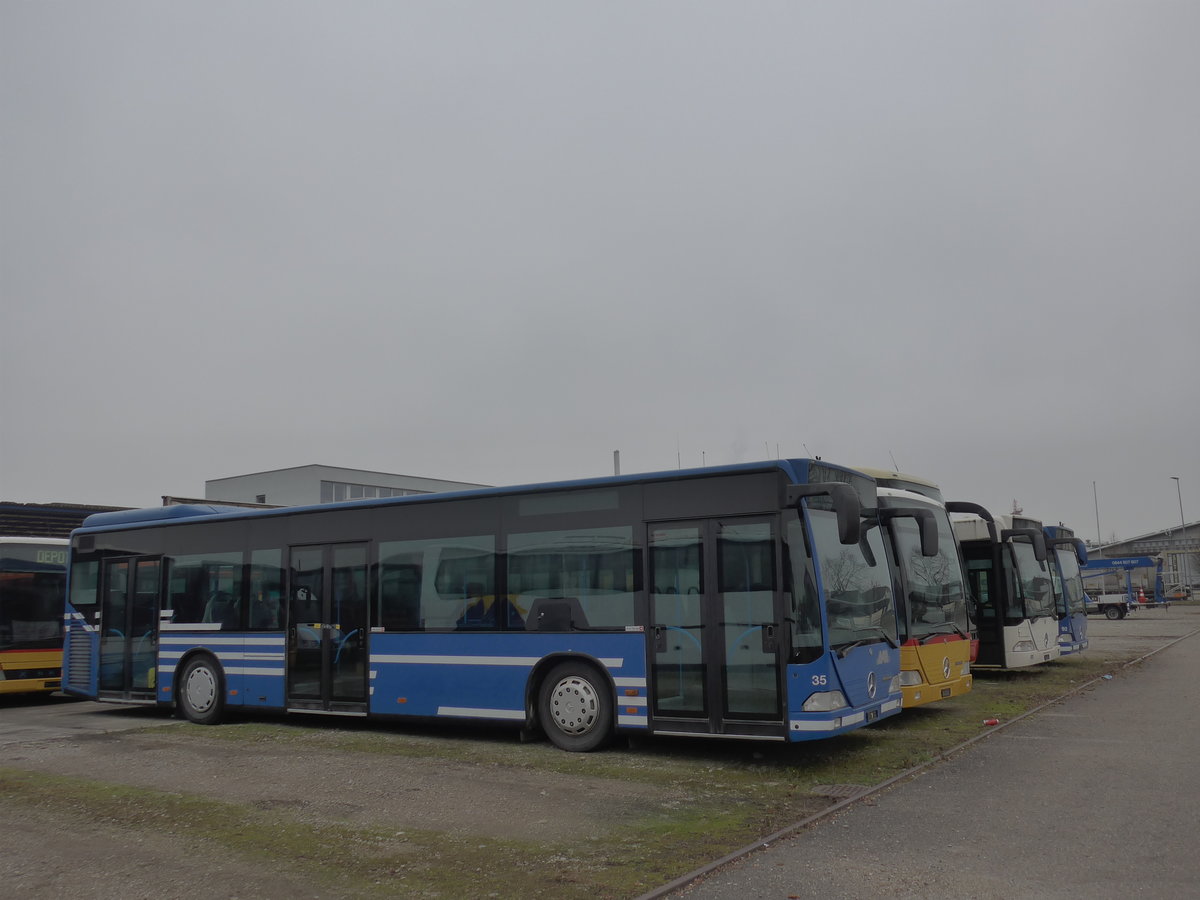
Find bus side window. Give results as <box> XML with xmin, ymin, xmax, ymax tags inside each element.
<box><xmin>169</xmin><ymin>553</ymin><xmax>244</xmax><ymax>628</ymax></box>
<box><xmin>203</xmin><ymin>591</ymin><xmax>240</xmax><ymax>628</ymax></box>
<box><xmin>436</xmin><ymin>550</ymin><xmax>496</xmax><ymax>631</ymax></box>
<box><xmin>506</xmin><ymin>526</ymin><xmax>637</xmax><ymax>630</ymax></box>
<box><xmin>248</xmin><ymin>551</ymin><xmax>283</xmax><ymax>630</ymax></box>
<box><xmin>379</xmin><ymin>563</ymin><xmax>422</xmax><ymax>630</ymax></box>
<box><xmin>457</xmin><ymin>582</ymin><xmax>493</xmax><ymax>627</ymax></box>
<box><xmin>379</xmin><ymin>537</ymin><xmax>495</xmax><ymax>631</ymax></box>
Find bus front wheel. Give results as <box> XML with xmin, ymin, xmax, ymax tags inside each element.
<box><xmin>538</xmin><ymin>661</ymin><xmax>613</xmax><ymax>752</ymax></box>
<box><xmin>178</xmin><ymin>654</ymin><xmax>225</xmax><ymax>725</ymax></box>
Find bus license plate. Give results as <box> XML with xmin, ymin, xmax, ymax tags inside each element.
<box><xmin>866</xmin><ymin>709</ymin><xmax>879</xmax><ymax>721</ymax></box>
<box><xmin>941</xmin><ymin>688</ymin><xmax>952</xmax><ymax>698</ymax></box>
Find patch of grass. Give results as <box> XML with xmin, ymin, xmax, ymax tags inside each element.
<box><xmin>0</xmin><ymin>767</ymin><xmax>597</xmax><ymax>898</ymax></box>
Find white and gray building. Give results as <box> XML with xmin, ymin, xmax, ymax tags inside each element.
<box><xmin>204</xmin><ymin>465</ymin><xmax>487</xmax><ymax>508</ymax></box>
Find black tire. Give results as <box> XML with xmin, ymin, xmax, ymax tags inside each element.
<box><xmin>177</xmin><ymin>654</ymin><xmax>225</xmax><ymax>725</ymax></box>
<box><xmin>1105</xmin><ymin>606</ymin><xmax>1121</xmax><ymax>620</ymax></box>
<box><xmin>537</xmin><ymin>661</ymin><xmax>613</xmax><ymax>752</ymax></box>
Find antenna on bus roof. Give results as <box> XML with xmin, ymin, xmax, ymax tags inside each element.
<box><xmin>889</xmin><ymin>450</ymin><xmax>900</xmax><ymax>471</ymax></box>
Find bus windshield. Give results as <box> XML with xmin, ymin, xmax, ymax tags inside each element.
<box><xmin>1011</xmin><ymin>540</ymin><xmax>1055</xmax><ymax>620</ymax></box>
<box><xmin>891</xmin><ymin>512</ymin><xmax>971</xmax><ymax>641</ymax></box>
<box><xmin>808</xmin><ymin>507</ymin><xmax>897</xmax><ymax>653</ymax></box>
<box><xmin>0</xmin><ymin>558</ymin><xmax>66</xmax><ymax>651</ymax></box>
<box><xmin>1055</xmin><ymin>548</ymin><xmax>1088</xmax><ymax>615</ymax></box>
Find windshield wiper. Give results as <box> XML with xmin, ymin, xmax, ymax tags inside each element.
<box><xmin>836</xmin><ymin>628</ymin><xmax>898</xmax><ymax>657</ymax></box>
<box><xmin>919</xmin><ymin>622</ymin><xmax>969</xmax><ymax>642</ymax></box>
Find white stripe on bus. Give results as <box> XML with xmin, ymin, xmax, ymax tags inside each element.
<box><xmin>158</xmin><ymin>652</ymin><xmax>283</xmax><ymax>665</ymax></box>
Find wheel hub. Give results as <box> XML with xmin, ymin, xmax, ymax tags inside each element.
<box><xmin>185</xmin><ymin>666</ymin><xmax>216</xmax><ymax>712</ymax></box>
<box><xmin>549</xmin><ymin>675</ymin><xmax>598</xmax><ymax>735</ymax></box>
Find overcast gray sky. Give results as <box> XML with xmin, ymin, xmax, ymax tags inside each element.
<box><xmin>2</xmin><ymin>2</ymin><xmax>1197</xmax><ymax>542</ymax></box>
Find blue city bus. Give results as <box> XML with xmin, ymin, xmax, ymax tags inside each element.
<box><xmin>62</xmin><ymin>460</ymin><xmax>902</xmax><ymax>751</ymax></box>
<box><xmin>1042</xmin><ymin>524</ymin><xmax>1089</xmax><ymax>655</ymax></box>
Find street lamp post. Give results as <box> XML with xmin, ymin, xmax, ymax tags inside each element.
<box><xmin>1170</xmin><ymin>476</ymin><xmax>1189</xmax><ymax>599</ymax></box>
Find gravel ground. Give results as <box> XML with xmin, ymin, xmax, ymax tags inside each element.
<box><xmin>3</xmin><ymin>801</ymin><xmax>322</xmax><ymax>900</ymax></box>
<box><xmin>0</xmin><ymin>725</ymin><xmax>682</xmax><ymax>898</ymax></box>
<box><xmin>3</xmin><ymin>729</ymin><xmax>663</xmax><ymax>841</ymax></box>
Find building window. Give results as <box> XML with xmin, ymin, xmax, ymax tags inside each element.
<box><xmin>320</xmin><ymin>480</ymin><xmax>428</xmax><ymax>504</ymax></box>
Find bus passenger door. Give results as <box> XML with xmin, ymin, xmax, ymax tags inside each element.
<box><xmin>965</xmin><ymin>558</ymin><xmax>1000</xmax><ymax>666</ymax></box>
<box><xmin>648</xmin><ymin>518</ymin><xmax>783</xmax><ymax>736</ymax></box>
<box><xmin>98</xmin><ymin>557</ymin><xmax>161</xmax><ymax>702</ymax></box>
<box><xmin>286</xmin><ymin>544</ymin><xmax>369</xmax><ymax>713</ymax></box>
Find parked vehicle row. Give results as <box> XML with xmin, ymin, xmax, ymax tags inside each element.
<box><xmin>5</xmin><ymin>459</ymin><xmax>1091</xmax><ymax>752</ymax></box>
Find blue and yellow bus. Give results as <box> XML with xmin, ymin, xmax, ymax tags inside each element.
<box><xmin>857</xmin><ymin>470</ymin><xmax>973</xmax><ymax>708</ymax></box>
<box><xmin>1042</xmin><ymin>524</ymin><xmax>1089</xmax><ymax>655</ymax></box>
<box><xmin>63</xmin><ymin>460</ymin><xmax>902</xmax><ymax>750</ymax></box>
<box><xmin>0</xmin><ymin>537</ymin><xmax>68</xmax><ymax>694</ymax></box>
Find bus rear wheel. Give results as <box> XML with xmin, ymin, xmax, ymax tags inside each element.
<box><xmin>538</xmin><ymin>661</ymin><xmax>612</xmax><ymax>752</ymax></box>
<box><xmin>178</xmin><ymin>654</ymin><xmax>225</xmax><ymax>725</ymax></box>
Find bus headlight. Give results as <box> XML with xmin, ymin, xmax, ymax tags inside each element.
<box><xmin>889</xmin><ymin>675</ymin><xmax>902</xmax><ymax>695</ymax></box>
<box><xmin>803</xmin><ymin>690</ymin><xmax>849</xmax><ymax>712</ymax></box>
<box><xmin>1012</xmin><ymin>640</ymin><xmax>1036</xmax><ymax>652</ymax></box>
<box><xmin>898</xmin><ymin>670</ymin><xmax>924</xmax><ymax>686</ymax></box>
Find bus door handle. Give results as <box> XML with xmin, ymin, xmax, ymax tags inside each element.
<box><xmin>653</xmin><ymin>626</ymin><xmax>666</xmax><ymax>653</ymax></box>
<box><xmin>761</xmin><ymin>624</ymin><xmax>778</xmax><ymax>653</ymax></box>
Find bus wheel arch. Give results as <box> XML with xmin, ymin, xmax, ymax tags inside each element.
<box><xmin>533</xmin><ymin>657</ymin><xmax>614</xmax><ymax>752</ymax></box>
<box><xmin>176</xmin><ymin>652</ymin><xmax>225</xmax><ymax>725</ymax></box>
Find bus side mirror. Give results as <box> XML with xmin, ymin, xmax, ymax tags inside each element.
<box><xmin>787</xmin><ymin>482</ymin><xmax>862</xmax><ymax>545</ymax></box>
<box><xmin>1002</xmin><ymin>528</ymin><xmax>1048</xmax><ymax>562</ymax></box>
<box><xmin>946</xmin><ymin>501</ymin><xmax>998</xmax><ymax>543</ymax></box>
<box><xmin>881</xmin><ymin>508</ymin><xmax>939</xmax><ymax>557</ymax></box>
<box><xmin>1046</xmin><ymin>535</ymin><xmax>1088</xmax><ymax>565</ymax></box>
<box><xmin>1031</xmin><ymin>532</ymin><xmax>1048</xmax><ymax>562</ymax></box>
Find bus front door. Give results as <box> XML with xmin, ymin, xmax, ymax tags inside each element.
<box><xmin>286</xmin><ymin>544</ymin><xmax>368</xmax><ymax>713</ymax></box>
<box><xmin>649</xmin><ymin>519</ymin><xmax>783</xmax><ymax>737</ymax></box>
<box><xmin>97</xmin><ymin>557</ymin><xmax>160</xmax><ymax>702</ymax></box>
